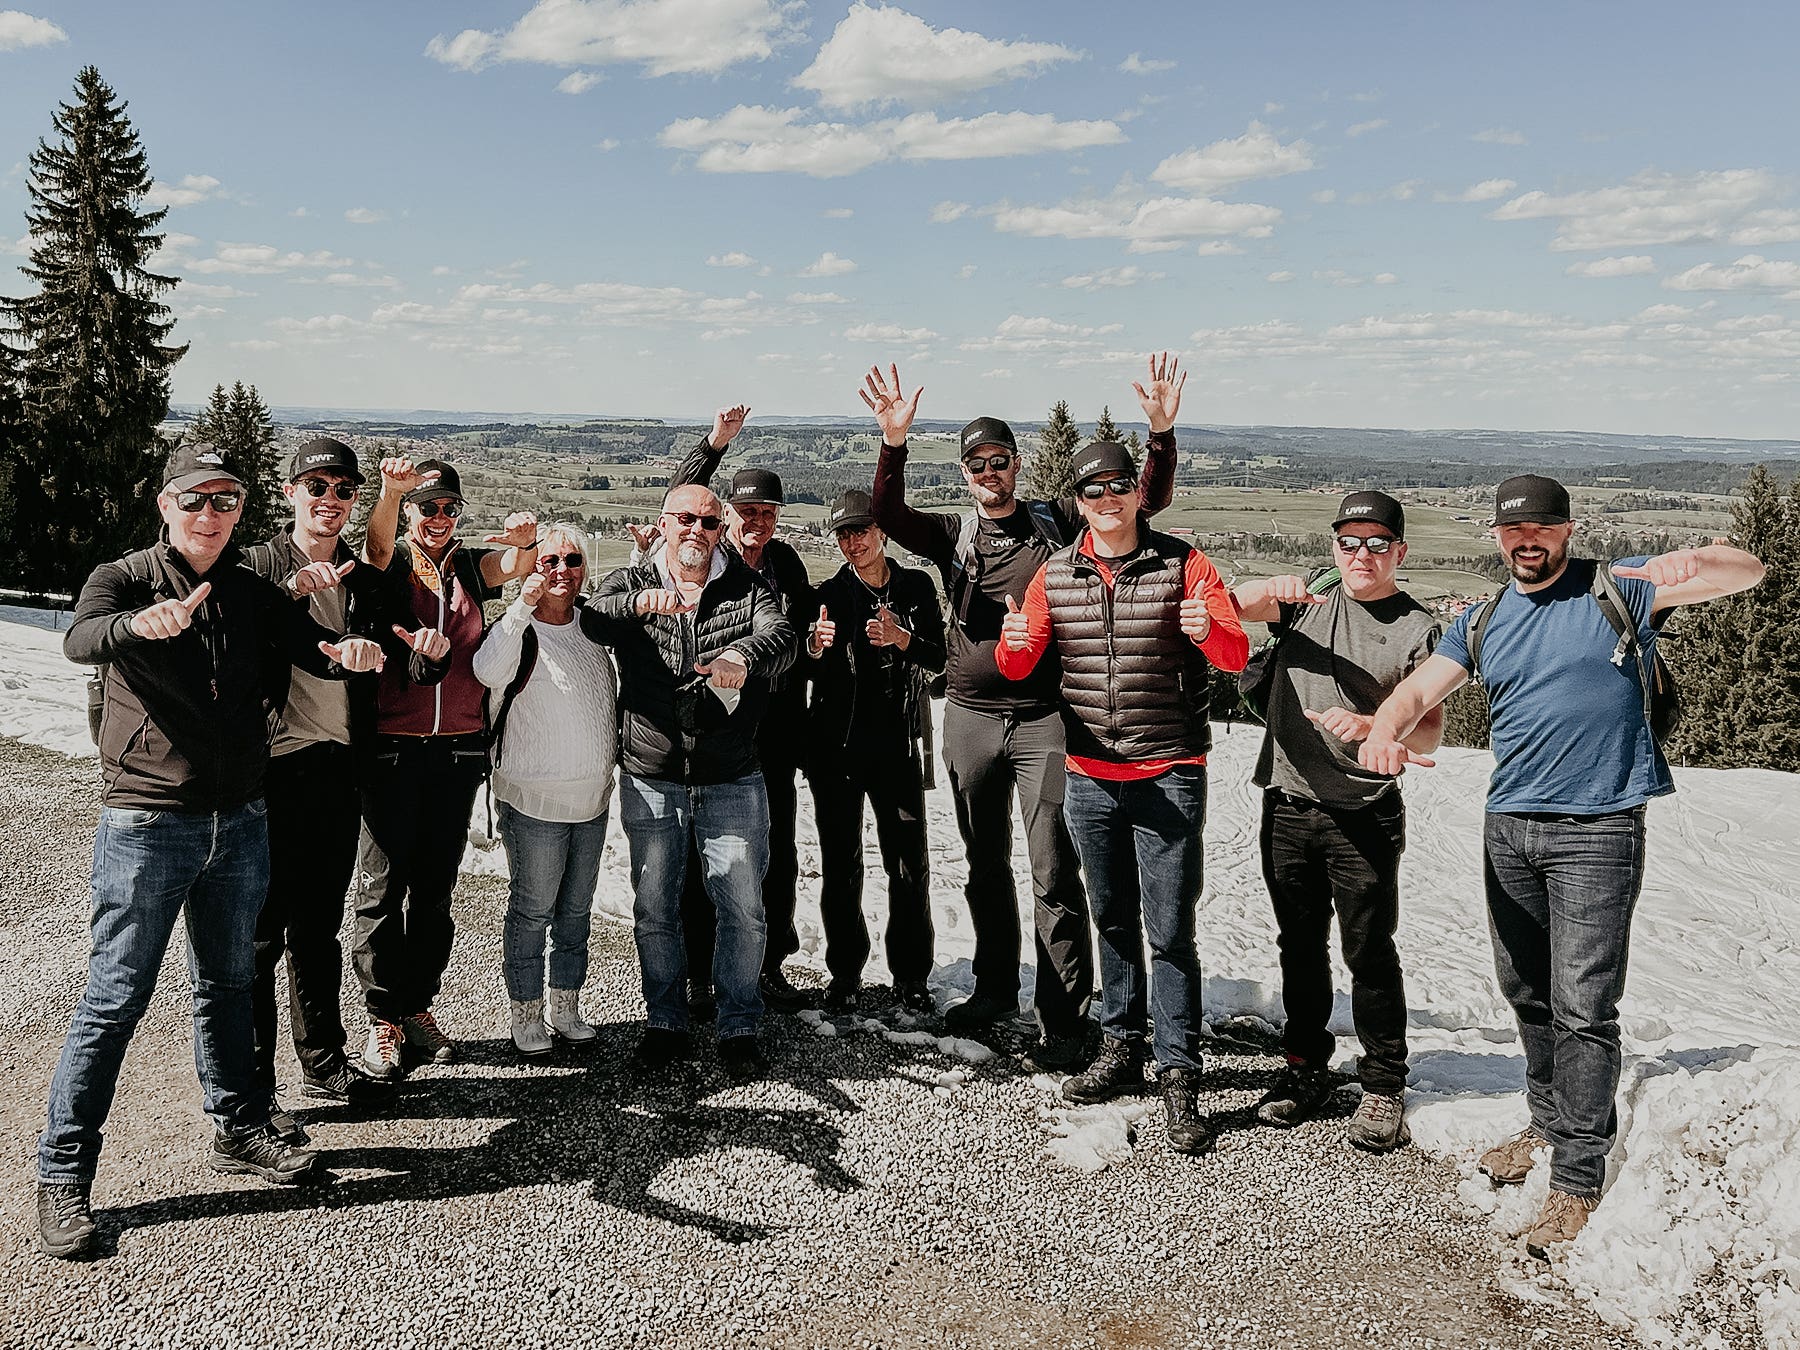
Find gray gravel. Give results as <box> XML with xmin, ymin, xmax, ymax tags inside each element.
<box><xmin>0</xmin><ymin>736</ymin><xmax>1637</xmax><ymax>1350</ymax></box>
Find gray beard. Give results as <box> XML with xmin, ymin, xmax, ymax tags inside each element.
<box><xmin>676</xmin><ymin>541</ymin><xmax>711</xmax><ymax>570</ymax></box>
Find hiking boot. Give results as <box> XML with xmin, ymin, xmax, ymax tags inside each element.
<box><xmin>359</xmin><ymin>1019</ymin><xmax>405</xmax><ymax>1082</ymax></box>
<box><xmin>1061</xmin><ymin>1035</ymin><xmax>1149</xmax><ymax>1104</ymax></box>
<box><xmin>895</xmin><ymin>980</ymin><xmax>934</xmax><ymax>1015</ymax></box>
<box><xmin>1025</xmin><ymin>1025</ymin><xmax>1093</xmax><ymax>1074</ymax></box>
<box><xmin>548</xmin><ymin>987</ymin><xmax>597</xmax><ymax>1044</ymax></box>
<box><xmin>943</xmin><ymin>989</ymin><xmax>1017</xmax><ymax>1033</ymax></box>
<box><xmin>302</xmin><ymin>1064</ymin><xmax>395</xmax><ymax>1105</ymax></box>
<box><xmin>1255</xmin><ymin>1062</ymin><xmax>1341</xmax><ymax>1127</ymax></box>
<box><xmin>1159</xmin><ymin>1067</ymin><xmax>1216</xmax><ymax>1156</ymax></box>
<box><xmin>1479</xmin><ymin>1126</ymin><xmax>1550</xmax><ymax>1186</ymax></box>
<box><xmin>511</xmin><ymin>998</ymin><xmax>554</xmax><ymax>1058</ymax></box>
<box><xmin>1346</xmin><ymin>1091</ymin><xmax>1411</xmax><ymax>1152</ymax></box>
<box><xmin>823</xmin><ymin>982</ymin><xmax>860</xmax><ymax>1015</ymax></box>
<box><xmin>687</xmin><ymin>980</ymin><xmax>717</xmax><ymax>1020</ymax></box>
<box><xmin>210</xmin><ymin>1125</ymin><xmax>318</xmax><ymax>1185</ymax></box>
<box><xmin>402</xmin><ymin>1010</ymin><xmax>457</xmax><ymax>1064</ymax></box>
<box><xmin>36</xmin><ymin>1181</ymin><xmax>96</xmax><ymax>1260</ymax></box>
<box><xmin>759</xmin><ymin>970</ymin><xmax>807</xmax><ymax>1014</ymax></box>
<box><xmin>720</xmin><ymin>1036</ymin><xmax>770</xmax><ymax>1082</ymax></box>
<box><xmin>267</xmin><ymin>1099</ymin><xmax>309</xmax><ymax>1147</ymax></box>
<box><xmin>1525</xmin><ymin>1189</ymin><xmax>1599</xmax><ymax>1260</ymax></box>
<box><xmin>632</xmin><ymin>1027</ymin><xmax>693</xmax><ymax>1072</ymax></box>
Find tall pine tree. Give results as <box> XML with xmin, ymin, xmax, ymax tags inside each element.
<box><xmin>1029</xmin><ymin>399</ymin><xmax>1081</xmax><ymax>501</ymax></box>
<box><xmin>190</xmin><ymin>380</ymin><xmax>280</xmax><ymax>542</ymax></box>
<box><xmin>1091</xmin><ymin>404</ymin><xmax>1143</xmax><ymax>471</ymax></box>
<box><xmin>0</xmin><ymin>67</ymin><xmax>185</xmax><ymax>594</ymax></box>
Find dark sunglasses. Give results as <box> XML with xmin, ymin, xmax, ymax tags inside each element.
<box><xmin>665</xmin><ymin>511</ymin><xmax>723</xmax><ymax>531</ymax></box>
<box><xmin>299</xmin><ymin>478</ymin><xmax>358</xmax><ymax>501</ymax></box>
<box><xmin>175</xmin><ymin>490</ymin><xmax>243</xmax><ymax>513</ymax></box>
<box><xmin>1335</xmin><ymin>534</ymin><xmax>1397</xmax><ymax>555</ymax></box>
<box><xmin>536</xmin><ymin>552</ymin><xmax>586</xmax><ymax>571</ymax></box>
<box><xmin>1077</xmin><ymin>476</ymin><xmax>1137</xmax><ymax>500</ymax></box>
<box><xmin>961</xmin><ymin>453</ymin><xmax>1012</xmax><ymax>474</ymax></box>
<box><xmin>415</xmin><ymin>500</ymin><xmax>464</xmax><ymax>520</ymax></box>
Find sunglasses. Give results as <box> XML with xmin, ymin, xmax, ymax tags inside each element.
<box><xmin>175</xmin><ymin>490</ymin><xmax>243</xmax><ymax>513</ymax></box>
<box><xmin>961</xmin><ymin>453</ymin><xmax>1012</xmax><ymax>474</ymax></box>
<box><xmin>665</xmin><ymin>511</ymin><xmax>723</xmax><ymax>531</ymax></box>
<box><xmin>299</xmin><ymin>478</ymin><xmax>358</xmax><ymax>501</ymax></box>
<box><xmin>415</xmin><ymin>500</ymin><xmax>464</xmax><ymax>519</ymax></box>
<box><xmin>536</xmin><ymin>552</ymin><xmax>586</xmax><ymax>571</ymax></box>
<box><xmin>1077</xmin><ymin>476</ymin><xmax>1137</xmax><ymax>500</ymax></box>
<box><xmin>1335</xmin><ymin>534</ymin><xmax>1397</xmax><ymax>555</ymax></box>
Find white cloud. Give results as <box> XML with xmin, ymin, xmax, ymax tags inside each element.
<box><xmin>595</xmin><ymin>137</ymin><xmax>620</xmax><ymax>152</ymax></box>
<box><xmin>1263</xmin><ymin>102</ymin><xmax>1284</xmax><ymax>114</ymax></box>
<box><xmin>0</xmin><ymin>9</ymin><xmax>65</xmax><ymax>50</ymax></box>
<box><xmin>1664</xmin><ymin>254</ymin><xmax>1800</xmax><ymax>292</ymax></box>
<box><xmin>701</xmin><ymin>327</ymin><xmax>749</xmax><ymax>341</ymax></box>
<box><xmin>556</xmin><ymin>70</ymin><xmax>602</xmax><ymax>94</ymax></box>
<box><xmin>1118</xmin><ymin>53</ymin><xmax>1175</xmax><ymax>75</ymax></box>
<box><xmin>706</xmin><ymin>251</ymin><xmax>756</xmax><ymax>268</ymax></box>
<box><xmin>183</xmin><ymin>283</ymin><xmax>252</xmax><ymax>299</ymax></box>
<box><xmin>1565</xmin><ymin>255</ymin><xmax>1656</xmax><ymax>279</ymax></box>
<box><xmin>1374</xmin><ymin>272</ymin><xmax>1398</xmax><ymax>285</ymax></box>
<box><xmin>3</xmin><ymin>231</ymin><xmax>33</xmax><ymax>255</ymax></box>
<box><xmin>930</xmin><ymin>200</ymin><xmax>970</xmax><ymax>223</ymax></box>
<box><xmin>822</xmin><ymin>207</ymin><xmax>854</xmax><ymax>218</ymax></box>
<box><xmin>230</xmin><ymin>339</ymin><xmax>280</xmax><ymax>352</ymax></box>
<box><xmin>787</xmin><ymin>290</ymin><xmax>848</xmax><ymax>303</ymax></box>
<box><xmin>1346</xmin><ymin>118</ymin><xmax>1388</xmax><ymax>137</ymax></box>
<box><xmin>794</xmin><ymin>4</ymin><xmax>1078</xmax><ymax>111</ymax></box>
<box><xmin>1150</xmin><ymin>123</ymin><xmax>1314</xmax><ymax>194</ymax></box>
<box><xmin>165</xmin><ymin>240</ymin><xmax>359</xmax><ymax>276</ymax></box>
<box><xmin>426</xmin><ymin>0</ymin><xmax>800</xmax><ymax>78</ymax></box>
<box><xmin>311</xmin><ymin>272</ymin><xmax>403</xmax><ymax>289</ymax></box>
<box><xmin>289</xmin><ymin>207</ymin><xmax>311</xmax><ymax>218</ymax></box>
<box><xmin>798</xmin><ymin>251</ymin><xmax>857</xmax><ymax>277</ymax></box>
<box><xmin>344</xmin><ymin>207</ymin><xmax>387</xmax><ymax>225</ymax></box>
<box><xmin>960</xmin><ymin>314</ymin><xmax>1124</xmax><ymax>353</ymax></box>
<box><xmin>956</xmin><ymin>263</ymin><xmax>976</xmax><ymax>279</ymax></box>
<box><xmin>1311</xmin><ymin>189</ymin><xmax>1337</xmax><ymax>204</ymax></box>
<box><xmin>1444</xmin><ymin>178</ymin><xmax>1516</xmax><ymax>204</ymax></box>
<box><xmin>1193</xmin><ymin>241</ymin><xmax>1242</xmax><ymax>256</ymax></box>
<box><xmin>1060</xmin><ymin>265</ymin><xmax>1164</xmax><ymax>291</ymax></box>
<box><xmin>1266</xmin><ymin>270</ymin><xmax>1296</xmax><ymax>283</ymax></box>
<box><xmin>146</xmin><ymin>175</ymin><xmax>224</xmax><ymax>209</ymax></box>
<box><xmin>842</xmin><ymin>322</ymin><xmax>939</xmax><ymax>343</ymax></box>
<box><xmin>1491</xmin><ymin>169</ymin><xmax>1797</xmax><ymax>251</ymax></box>
<box><xmin>1472</xmin><ymin>128</ymin><xmax>1527</xmax><ymax>146</ymax></box>
<box><xmin>989</xmin><ymin>185</ymin><xmax>1282</xmax><ymax>252</ymax></box>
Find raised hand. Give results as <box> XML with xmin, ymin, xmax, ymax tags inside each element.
<box><xmin>520</xmin><ymin>574</ymin><xmax>547</xmax><ymax>612</ymax></box>
<box><xmin>379</xmin><ymin>456</ymin><xmax>439</xmax><ymax>498</ymax></box>
<box><xmin>809</xmin><ymin>603</ymin><xmax>836</xmax><ymax>654</ymax></box>
<box><xmin>627</xmin><ymin>521</ymin><xmax>662</xmax><ymax>554</ymax></box>
<box><xmin>866</xmin><ymin>603</ymin><xmax>909</xmax><ymax>648</ymax></box>
<box><xmin>1305</xmin><ymin>706</ymin><xmax>1374</xmax><ymax>744</ymax></box>
<box><xmin>292</xmin><ymin>558</ymin><xmax>356</xmax><ymax>596</ymax></box>
<box><xmin>130</xmin><ymin>582</ymin><xmax>212</xmax><ymax>640</ymax></box>
<box><xmin>391</xmin><ymin>623</ymin><xmax>451</xmax><ymax>662</ymax></box>
<box><xmin>710</xmin><ymin>404</ymin><xmax>751</xmax><ymax>448</ymax></box>
<box><xmin>1612</xmin><ymin>551</ymin><xmax>1703</xmax><ymax>587</ymax></box>
<box><xmin>1131</xmin><ymin>351</ymin><xmax>1186</xmax><ymax>435</ymax></box>
<box><xmin>1265</xmin><ymin>574</ymin><xmax>1328</xmax><ymax>606</ymax></box>
<box><xmin>320</xmin><ymin>636</ymin><xmax>386</xmax><ymax>673</ymax></box>
<box><xmin>1357</xmin><ymin>733</ymin><xmax>1436</xmax><ymax>777</ymax></box>
<box><xmin>696</xmin><ymin>649</ymin><xmax>748</xmax><ymax>690</ymax></box>
<box><xmin>1179</xmin><ymin>595</ymin><xmax>1212</xmax><ymax>642</ymax></box>
<box><xmin>1001</xmin><ymin>593</ymin><xmax>1031</xmax><ymax>651</ymax></box>
<box><xmin>637</xmin><ymin>588</ymin><xmax>694</xmax><ymax>616</ymax></box>
<box><xmin>859</xmin><ymin>363</ymin><xmax>924</xmax><ymax>447</ymax></box>
<box><xmin>484</xmin><ymin>511</ymin><xmax>538</xmax><ymax>549</ymax></box>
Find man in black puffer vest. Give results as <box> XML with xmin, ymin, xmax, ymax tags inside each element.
<box><xmin>587</xmin><ymin>482</ymin><xmax>795</xmax><ymax>1080</ymax></box>
<box><xmin>999</xmin><ymin>442</ymin><xmax>1247</xmax><ymax>1156</ymax></box>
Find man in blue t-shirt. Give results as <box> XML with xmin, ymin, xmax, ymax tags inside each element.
<box><xmin>1348</xmin><ymin>473</ymin><xmax>1764</xmax><ymax>1260</ymax></box>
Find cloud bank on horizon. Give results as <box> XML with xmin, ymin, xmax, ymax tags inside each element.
<box><xmin>2</xmin><ymin>0</ymin><xmax>1798</xmax><ymax>437</ymax></box>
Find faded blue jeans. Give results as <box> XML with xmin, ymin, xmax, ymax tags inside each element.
<box><xmin>496</xmin><ymin>802</ymin><xmax>609</xmax><ymax>1002</ymax></box>
<box><xmin>1484</xmin><ymin>807</ymin><xmax>1647</xmax><ymax>1197</ymax></box>
<box><xmin>40</xmin><ymin>802</ymin><xmax>272</xmax><ymax>1184</ymax></box>
<box><xmin>619</xmin><ymin>772</ymin><xmax>769</xmax><ymax>1040</ymax></box>
<box><xmin>1063</xmin><ymin>765</ymin><xmax>1207</xmax><ymax>1072</ymax></box>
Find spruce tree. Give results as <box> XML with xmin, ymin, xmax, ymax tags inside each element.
<box><xmin>1092</xmin><ymin>405</ymin><xmax>1122</xmax><ymax>443</ymax></box>
<box><xmin>1</xmin><ymin>66</ymin><xmax>186</xmax><ymax>594</ymax></box>
<box><xmin>191</xmin><ymin>380</ymin><xmax>280</xmax><ymax>542</ymax></box>
<box><xmin>1029</xmin><ymin>399</ymin><xmax>1081</xmax><ymax>501</ymax></box>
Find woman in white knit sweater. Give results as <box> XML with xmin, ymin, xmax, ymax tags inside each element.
<box><xmin>473</xmin><ymin>525</ymin><xmax>618</xmax><ymax>1057</ymax></box>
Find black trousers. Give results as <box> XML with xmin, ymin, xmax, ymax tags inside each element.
<box><xmin>351</xmin><ymin>734</ymin><xmax>488</xmax><ymax>1023</ymax></box>
<box><xmin>1259</xmin><ymin>788</ymin><xmax>1410</xmax><ymax>1097</ymax></box>
<box><xmin>940</xmin><ymin>702</ymin><xmax>1092</xmax><ymax>1037</ymax></box>
<box><xmin>808</xmin><ymin>748</ymin><xmax>934</xmax><ymax>989</ymax></box>
<box><xmin>252</xmin><ymin>740</ymin><xmax>360</xmax><ymax>1089</ymax></box>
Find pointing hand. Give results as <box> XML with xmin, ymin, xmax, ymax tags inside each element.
<box><xmin>391</xmin><ymin>623</ymin><xmax>450</xmax><ymax>662</ymax></box>
<box><xmin>292</xmin><ymin>558</ymin><xmax>356</xmax><ymax>596</ymax></box>
<box><xmin>130</xmin><ymin>582</ymin><xmax>211</xmax><ymax>640</ymax></box>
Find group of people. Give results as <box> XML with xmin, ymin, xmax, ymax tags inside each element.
<box><xmin>33</xmin><ymin>355</ymin><xmax>1766</xmax><ymax>1271</ymax></box>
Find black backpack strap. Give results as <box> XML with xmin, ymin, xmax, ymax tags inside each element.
<box><xmin>1589</xmin><ymin>563</ymin><xmax>1659</xmax><ymax>732</ymax></box>
<box><xmin>489</xmin><ymin>624</ymin><xmax>539</xmax><ymax>766</ymax></box>
<box><xmin>1025</xmin><ymin>499</ymin><xmax>1066</xmax><ymax>548</ymax></box>
<box><xmin>1463</xmin><ymin>579</ymin><xmax>1512</xmax><ymax>684</ymax></box>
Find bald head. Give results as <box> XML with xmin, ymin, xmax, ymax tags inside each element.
<box><xmin>659</xmin><ymin>482</ymin><xmax>725</xmax><ymax>577</ymax></box>
<box><xmin>662</xmin><ymin>483</ymin><xmax>721</xmax><ymax>516</ymax></box>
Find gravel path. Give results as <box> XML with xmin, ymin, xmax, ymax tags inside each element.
<box><xmin>0</xmin><ymin>737</ymin><xmax>1636</xmax><ymax>1350</ymax></box>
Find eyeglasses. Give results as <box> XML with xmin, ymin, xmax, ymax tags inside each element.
<box><xmin>536</xmin><ymin>552</ymin><xmax>585</xmax><ymax>571</ymax></box>
<box><xmin>1077</xmin><ymin>476</ymin><xmax>1137</xmax><ymax>500</ymax></box>
<box><xmin>299</xmin><ymin>479</ymin><xmax>358</xmax><ymax>501</ymax></box>
<box><xmin>175</xmin><ymin>490</ymin><xmax>243</xmax><ymax>513</ymax></box>
<box><xmin>961</xmin><ymin>453</ymin><xmax>1012</xmax><ymax>474</ymax></box>
<box><xmin>665</xmin><ymin>511</ymin><xmax>723</xmax><ymax>531</ymax></box>
<box><xmin>1335</xmin><ymin>534</ymin><xmax>1397</xmax><ymax>555</ymax></box>
<box><xmin>415</xmin><ymin>500</ymin><xmax>464</xmax><ymax>519</ymax></box>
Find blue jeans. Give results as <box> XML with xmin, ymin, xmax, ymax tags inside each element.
<box><xmin>1063</xmin><ymin>766</ymin><xmax>1207</xmax><ymax>1071</ymax></box>
<box><xmin>497</xmin><ymin>802</ymin><xmax>609</xmax><ymax>1001</ymax></box>
<box><xmin>40</xmin><ymin>802</ymin><xmax>272</xmax><ymax>1183</ymax></box>
<box><xmin>619</xmin><ymin>772</ymin><xmax>769</xmax><ymax>1039</ymax></box>
<box><xmin>1484</xmin><ymin>808</ymin><xmax>1646</xmax><ymax>1197</ymax></box>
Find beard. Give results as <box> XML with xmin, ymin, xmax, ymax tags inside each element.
<box><xmin>1506</xmin><ymin>536</ymin><xmax>1569</xmax><ymax>584</ymax></box>
<box><xmin>676</xmin><ymin>540</ymin><xmax>711</xmax><ymax>570</ymax></box>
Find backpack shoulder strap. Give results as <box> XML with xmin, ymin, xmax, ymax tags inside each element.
<box><xmin>490</xmin><ymin>624</ymin><xmax>539</xmax><ymax>762</ymax></box>
<box><xmin>1025</xmin><ymin>498</ymin><xmax>1065</xmax><ymax>548</ymax></box>
<box><xmin>1464</xmin><ymin>580</ymin><xmax>1513</xmax><ymax>683</ymax></box>
<box><xmin>953</xmin><ymin>509</ymin><xmax>981</xmax><ymax>574</ymax></box>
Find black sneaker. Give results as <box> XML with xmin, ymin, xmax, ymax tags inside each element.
<box><xmin>759</xmin><ymin>969</ymin><xmax>807</xmax><ymax>1013</ymax></box>
<box><xmin>1256</xmin><ymin>1062</ymin><xmax>1342</xmax><ymax>1127</ymax></box>
<box><xmin>632</xmin><ymin>1027</ymin><xmax>693</xmax><ymax>1072</ymax></box>
<box><xmin>1160</xmin><ymin>1067</ymin><xmax>1216</xmax><ymax>1156</ymax></box>
<box><xmin>1025</xmin><ymin>1024</ymin><xmax>1093</xmax><ymax>1074</ymax></box>
<box><xmin>686</xmin><ymin>980</ymin><xmax>717</xmax><ymax>1020</ymax></box>
<box><xmin>823</xmin><ymin>982</ymin><xmax>860</xmax><ymax>1015</ymax></box>
<box><xmin>943</xmin><ymin>989</ymin><xmax>1017</xmax><ymax>1033</ymax></box>
<box><xmin>895</xmin><ymin>980</ymin><xmax>934</xmax><ymax>1015</ymax></box>
<box><xmin>1061</xmin><ymin>1035</ymin><xmax>1148</xmax><ymax>1104</ymax></box>
<box><xmin>210</xmin><ymin>1125</ymin><xmax>318</xmax><ymax>1185</ymax></box>
<box><xmin>267</xmin><ymin>1100</ymin><xmax>309</xmax><ymax>1147</ymax></box>
<box><xmin>720</xmin><ymin>1036</ymin><xmax>769</xmax><ymax>1082</ymax></box>
<box><xmin>36</xmin><ymin>1181</ymin><xmax>96</xmax><ymax>1259</ymax></box>
<box><xmin>302</xmin><ymin>1063</ymin><xmax>397</xmax><ymax>1105</ymax></box>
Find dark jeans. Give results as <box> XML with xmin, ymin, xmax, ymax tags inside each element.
<box><xmin>40</xmin><ymin>802</ymin><xmax>271</xmax><ymax>1183</ymax></box>
<box><xmin>808</xmin><ymin>749</ymin><xmax>934</xmax><ymax>990</ymax></box>
<box><xmin>253</xmin><ymin>740</ymin><xmax>360</xmax><ymax>1091</ymax></box>
<box><xmin>682</xmin><ymin>734</ymin><xmax>800</xmax><ymax>983</ymax></box>
<box><xmin>1260</xmin><ymin>788</ymin><xmax>1409</xmax><ymax>1097</ymax></box>
<box><xmin>1484</xmin><ymin>807</ymin><xmax>1647</xmax><ymax>1197</ymax></box>
<box><xmin>1063</xmin><ymin>766</ymin><xmax>1207</xmax><ymax>1071</ymax></box>
<box><xmin>940</xmin><ymin>701</ymin><xmax>1091</xmax><ymax>1036</ymax></box>
<box><xmin>352</xmin><ymin>734</ymin><xmax>488</xmax><ymax>1024</ymax></box>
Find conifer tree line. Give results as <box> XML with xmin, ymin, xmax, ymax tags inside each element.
<box><xmin>1027</xmin><ymin>401</ymin><xmax>1143</xmax><ymax>502</ymax></box>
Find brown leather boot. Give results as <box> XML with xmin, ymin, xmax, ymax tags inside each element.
<box><xmin>1478</xmin><ymin>1126</ymin><xmax>1549</xmax><ymax>1184</ymax></box>
<box><xmin>1525</xmin><ymin>1189</ymin><xmax>1599</xmax><ymax>1259</ymax></box>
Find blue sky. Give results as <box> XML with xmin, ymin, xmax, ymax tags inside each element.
<box><xmin>3</xmin><ymin>1</ymin><xmax>1799</xmax><ymax>438</ymax></box>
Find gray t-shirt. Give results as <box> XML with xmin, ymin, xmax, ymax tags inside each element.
<box><xmin>271</xmin><ymin>534</ymin><xmax>352</xmax><ymax>757</ymax></box>
<box><xmin>1254</xmin><ymin>585</ymin><xmax>1441</xmax><ymax>807</ymax></box>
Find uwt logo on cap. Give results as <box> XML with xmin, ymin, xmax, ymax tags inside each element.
<box><xmin>1343</xmin><ymin>504</ymin><xmax>1373</xmax><ymax>515</ymax></box>
<box><xmin>1501</xmin><ymin>497</ymin><xmax>1526</xmax><ymax>510</ymax></box>
<box><xmin>198</xmin><ymin>451</ymin><xmax>224</xmax><ymax>466</ymax></box>
<box><xmin>1076</xmin><ymin>457</ymin><xmax>1101</xmax><ymax>476</ymax></box>
<box><xmin>303</xmin><ymin>452</ymin><xmax>334</xmax><ymax>465</ymax></box>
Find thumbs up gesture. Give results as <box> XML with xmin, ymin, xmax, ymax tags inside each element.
<box><xmin>291</xmin><ymin>558</ymin><xmax>356</xmax><ymax>596</ymax></box>
<box><xmin>1179</xmin><ymin>595</ymin><xmax>1212</xmax><ymax>642</ymax></box>
<box><xmin>130</xmin><ymin>582</ymin><xmax>212</xmax><ymax>640</ymax></box>
<box><xmin>866</xmin><ymin>602</ymin><xmax>909</xmax><ymax>649</ymax></box>
<box><xmin>319</xmin><ymin>636</ymin><xmax>386</xmax><ymax>673</ymax></box>
<box><xmin>1001</xmin><ymin>593</ymin><xmax>1031</xmax><ymax>651</ymax></box>
<box><xmin>808</xmin><ymin>603</ymin><xmax>836</xmax><ymax>655</ymax></box>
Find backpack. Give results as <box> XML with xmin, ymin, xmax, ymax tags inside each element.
<box><xmin>1465</xmin><ymin>560</ymin><xmax>1680</xmax><ymax>745</ymax></box>
<box><xmin>946</xmin><ymin>499</ymin><xmax>1065</xmax><ymax>638</ymax></box>
<box><xmin>1235</xmin><ymin>566</ymin><xmax>1341</xmax><ymax>724</ymax></box>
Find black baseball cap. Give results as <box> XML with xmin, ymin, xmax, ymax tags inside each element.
<box><xmin>1331</xmin><ymin>490</ymin><xmax>1405</xmax><ymax>538</ymax></box>
<box><xmin>405</xmin><ymin>458</ymin><xmax>464</xmax><ymax>505</ymax></box>
<box><xmin>1492</xmin><ymin>474</ymin><xmax>1570</xmax><ymax>526</ymax></box>
<box><xmin>959</xmin><ymin>416</ymin><xmax>1017</xmax><ymax>459</ymax></box>
<box><xmin>1071</xmin><ymin>441</ymin><xmax>1137</xmax><ymax>489</ymax></box>
<box><xmin>727</xmin><ymin>468</ymin><xmax>783</xmax><ymax>507</ymax></box>
<box><xmin>163</xmin><ymin>441</ymin><xmax>246</xmax><ymax>493</ymax></box>
<box><xmin>827</xmin><ymin>489</ymin><xmax>876</xmax><ymax>532</ymax></box>
<box><xmin>287</xmin><ymin>437</ymin><xmax>364</xmax><ymax>485</ymax></box>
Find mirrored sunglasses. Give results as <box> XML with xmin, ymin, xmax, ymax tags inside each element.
<box><xmin>1078</xmin><ymin>476</ymin><xmax>1137</xmax><ymax>500</ymax></box>
<box><xmin>300</xmin><ymin>478</ymin><xmax>358</xmax><ymax>500</ymax></box>
<box><xmin>175</xmin><ymin>490</ymin><xmax>243</xmax><ymax>513</ymax></box>
<box><xmin>416</xmin><ymin>500</ymin><xmax>464</xmax><ymax>520</ymax></box>
<box><xmin>1335</xmin><ymin>534</ymin><xmax>1397</xmax><ymax>555</ymax></box>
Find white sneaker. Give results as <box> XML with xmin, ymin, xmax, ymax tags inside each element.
<box><xmin>510</xmin><ymin>999</ymin><xmax>553</xmax><ymax>1057</ymax></box>
<box><xmin>547</xmin><ymin>987</ymin><xmax>597</xmax><ymax>1044</ymax></box>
